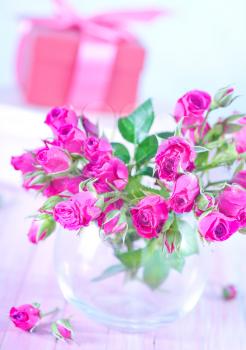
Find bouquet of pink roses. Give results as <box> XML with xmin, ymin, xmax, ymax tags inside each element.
<box><xmin>12</xmin><ymin>87</ymin><xmax>246</xmax><ymax>288</ymax></box>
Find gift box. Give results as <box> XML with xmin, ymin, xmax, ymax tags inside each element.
<box><xmin>16</xmin><ymin>6</ymin><xmax>167</xmax><ymax>114</ymax></box>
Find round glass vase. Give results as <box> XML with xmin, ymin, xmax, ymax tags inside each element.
<box><xmin>54</xmin><ymin>219</ymin><xmax>207</xmax><ymax>332</ymax></box>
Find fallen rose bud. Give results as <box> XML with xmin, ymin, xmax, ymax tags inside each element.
<box><xmin>9</xmin><ymin>303</ymin><xmax>41</xmax><ymax>331</ymax></box>
<box><xmin>222</xmin><ymin>284</ymin><xmax>237</xmax><ymax>300</ymax></box>
<box><xmin>51</xmin><ymin>318</ymin><xmax>73</xmax><ymax>341</ymax></box>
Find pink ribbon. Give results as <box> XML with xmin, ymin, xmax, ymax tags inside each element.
<box><xmin>22</xmin><ymin>0</ymin><xmax>169</xmax><ymax>43</ymax></box>
<box><xmin>17</xmin><ymin>0</ymin><xmax>169</xmax><ymax>110</ymax></box>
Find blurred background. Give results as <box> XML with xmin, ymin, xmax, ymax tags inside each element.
<box><xmin>0</xmin><ymin>0</ymin><xmax>246</xmax><ymax>184</ymax></box>
<box><xmin>1</xmin><ymin>0</ymin><xmax>246</xmax><ymax>110</ymax></box>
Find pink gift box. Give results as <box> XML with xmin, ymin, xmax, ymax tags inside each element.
<box><xmin>16</xmin><ymin>8</ymin><xmax>166</xmax><ymax>114</ymax></box>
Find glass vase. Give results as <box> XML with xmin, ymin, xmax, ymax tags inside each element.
<box><xmin>54</xmin><ymin>218</ymin><xmax>207</xmax><ymax>332</ymax></box>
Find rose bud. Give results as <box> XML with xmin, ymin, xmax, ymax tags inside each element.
<box><xmin>213</xmin><ymin>86</ymin><xmax>235</xmax><ymax>108</ymax></box>
<box><xmin>27</xmin><ymin>216</ymin><xmax>56</xmax><ymax>244</ymax></box>
<box><xmin>82</xmin><ymin>115</ymin><xmax>99</xmax><ymax>137</ymax></box>
<box><xmin>185</xmin><ymin>122</ymin><xmax>211</xmax><ymax>144</ymax></box>
<box><xmin>169</xmin><ymin>174</ymin><xmax>200</xmax><ymax>213</ymax></box>
<box><xmin>198</xmin><ymin>211</ymin><xmax>239</xmax><ymax>242</ymax></box>
<box><xmin>218</xmin><ymin>185</ymin><xmax>246</xmax><ymax>227</ymax></box>
<box><xmin>232</xmin><ymin>170</ymin><xmax>246</xmax><ymax>189</ymax></box>
<box><xmin>11</xmin><ymin>152</ymin><xmax>36</xmax><ymax>175</ymax></box>
<box><xmin>83</xmin><ymin>136</ymin><xmax>112</xmax><ymax>163</ymax></box>
<box><xmin>53</xmin><ymin>191</ymin><xmax>101</xmax><ymax>230</ymax></box>
<box><xmin>45</xmin><ymin>107</ymin><xmax>78</xmax><ymax>135</ymax></box>
<box><xmin>130</xmin><ymin>195</ymin><xmax>169</xmax><ymax>239</ymax></box>
<box><xmin>155</xmin><ymin>136</ymin><xmax>196</xmax><ymax>182</ymax></box>
<box><xmin>222</xmin><ymin>284</ymin><xmax>237</xmax><ymax>301</ymax></box>
<box><xmin>57</xmin><ymin>125</ymin><xmax>86</xmax><ymax>154</ymax></box>
<box><xmin>97</xmin><ymin>199</ymin><xmax>126</xmax><ymax>235</ymax></box>
<box><xmin>194</xmin><ymin>193</ymin><xmax>215</xmax><ymax>217</ymax></box>
<box><xmin>51</xmin><ymin>319</ymin><xmax>73</xmax><ymax>341</ymax></box>
<box><xmin>174</xmin><ymin>90</ymin><xmax>211</xmax><ymax>122</ymax></box>
<box><xmin>36</xmin><ymin>147</ymin><xmax>71</xmax><ymax>174</ymax></box>
<box><xmin>82</xmin><ymin>157</ymin><xmax>128</xmax><ymax>194</ymax></box>
<box><xmin>9</xmin><ymin>304</ymin><xmax>41</xmax><ymax>331</ymax></box>
<box><xmin>164</xmin><ymin>239</ymin><xmax>175</xmax><ymax>254</ymax></box>
<box><xmin>22</xmin><ymin>177</ymin><xmax>44</xmax><ymax>192</ymax></box>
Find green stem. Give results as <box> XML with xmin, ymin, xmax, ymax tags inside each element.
<box><xmin>41</xmin><ymin>307</ymin><xmax>59</xmax><ymax>318</ymax></box>
<box><xmin>199</xmin><ymin>109</ymin><xmax>211</xmax><ymax>142</ymax></box>
<box><xmin>205</xmin><ymin>180</ymin><xmax>228</xmax><ymax>188</ymax></box>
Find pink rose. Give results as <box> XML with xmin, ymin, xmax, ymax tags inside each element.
<box><xmin>83</xmin><ymin>136</ymin><xmax>112</xmax><ymax>163</ymax></box>
<box><xmin>130</xmin><ymin>195</ymin><xmax>168</xmax><ymax>239</ymax></box>
<box><xmin>174</xmin><ymin>90</ymin><xmax>211</xmax><ymax>121</ymax></box>
<box><xmin>11</xmin><ymin>152</ymin><xmax>36</xmax><ymax>174</ymax></box>
<box><xmin>237</xmin><ymin>208</ymin><xmax>246</xmax><ymax>227</ymax></box>
<box><xmin>218</xmin><ymin>185</ymin><xmax>246</xmax><ymax>224</ymax></box>
<box><xmin>232</xmin><ymin>170</ymin><xmax>246</xmax><ymax>189</ymax></box>
<box><xmin>97</xmin><ymin>199</ymin><xmax>126</xmax><ymax>235</ymax></box>
<box><xmin>9</xmin><ymin>304</ymin><xmax>41</xmax><ymax>331</ymax></box>
<box><xmin>43</xmin><ymin>176</ymin><xmax>82</xmax><ymax>197</ymax></box>
<box><xmin>36</xmin><ymin>147</ymin><xmax>71</xmax><ymax>174</ymax></box>
<box><xmin>194</xmin><ymin>194</ymin><xmax>215</xmax><ymax>217</ymax></box>
<box><xmin>169</xmin><ymin>174</ymin><xmax>200</xmax><ymax>213</ymax></box>
<box><xmin>82</xmin><ymin>157</ymin><xmax>128</xmax><ymax>194</ymax></box>
<box><xmin>198</xmin><ymin>211</ymin><xmax>239</xmax><ymax>242</ymax></box>
<box><xmin>45</xmin><ymin>107</ymin><xmax>78</xmax><ymax>134</ymax></box>
<box><xmin>57</xmin><ymin>125</ymin><xmax>86</xmax><ymax>154</ymax></box>
<box><xmin>155</xmin><ymin>136</ymin><xmax>196</xmax><ymax>181</ymax></box>
<box><xmin>53</xmin><ymin>191</ymin><xmax>101</xmax><ymax>230</ymax></box>
<box><xmin>27</xmin><ymin>217</ymin><xmax>56</xmax><ymax>244</ymax></box>
<box><xmin>234</xmin><ymin>125</ymin><xmax>246</xmax><ymax>154</ymax></box>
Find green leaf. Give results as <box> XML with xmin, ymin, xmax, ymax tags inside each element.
<box><xmin>134</xmin><ymin>135</ymin><xmax>158</xmax><ymax>165</ymax></box>
<box><xmin>104</xmin><ymin>210</ymin><xmax>120</xmax><ymax>225</ymax></box>
<box><xmin>116</xmin><ymin>248</ymin><xmax>144</xmax><ymax>269</ymax></box>
<box><xmin>195</xmin><ymin>194</ymin><xmax>210</xmax><ymax>211</ymax></box>
<box><xmin>167</xmin><ymin>252</ymin><xmax>185</xmax><ymax>273</ymax></box>
<box><xmin>143</xmin><ymin>250</ymin><xmax>170</xmax><ymax>289</ymax></box>
<box><xmin>163</xmin><ymin>212</ymin><xmax>174</xmax><ymax>232</ymax></box>
<box><xmin>194</xmin><ymin>146</ymin><xmax>209</xmax><ymax>153</ymax></box>
<box><xmin>125</xmin><ymin>176</ymin><xmax>169</xmax><ymax>203</ymax></box>
<box><xmin>224</xmin><ymin>123</ymin><xmax>243</xmax><ymax>133</ymax></box>
<box><xmin>137</xmin><ymin>166</ymin><xmax>154</xmax><ymax>176</ymax></box>
<box><xmin>195</xmin><ymin>151</ymin><xmax>209</xmax><ymax>168</ymax></box>
<box><xmin>40</xmin><ymin>196</ymin><xmax>65</xmax><ymax>211</ymax></box>
<box><xmin>239</xmin><ymin>227</ymin><xmax>246</xmax><ymax>234</ymax></box>
<box><xmin>178</xmin><ymin>220</ymin><xmax>199</xmax><ymax>256</ymax></box>
<box><xmin>224</xmin><ymin>113</ymin><xmax>245</xmax><ymax>123</ymax></box>
<box><xmin>118</xmin><ymin>99</ymin><xmax>155</xmax><ymax>144</ymax></box>
<box><xmin>174</xmin><ymin>117</ymin><xmax>183</xmax><ymax>136</ymax></box>
<box><xmin>203</xmin><ymin>124</ymin><xmax>223</xmax><ymax>143</ymax></box>
<box><xmin>157</xmin><ymin>131</ymin><xmax>174</xmax><ymax>139</ymax></box>
<box><xmin>92</xmin><ymin>264</ymin><xmax>126</xmax><ymax>282</ymax></box>
<box><xmin>111</xmin><ymin>142</ymin><xmax>130</xmax><ymax>164</ymax></box>
<box><xmin>164</xmin><ymin>215</ymin><xmax>182</xmax><ymax>252</ymax></box>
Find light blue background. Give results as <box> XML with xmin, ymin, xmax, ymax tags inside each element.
<box><xmin>1</xmin><ymin>0</ymin><xmax>246</xmax><ymax>110</ymax></box>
